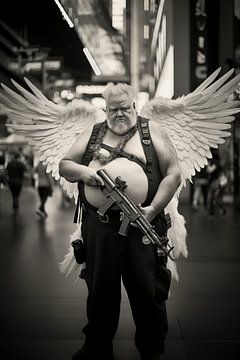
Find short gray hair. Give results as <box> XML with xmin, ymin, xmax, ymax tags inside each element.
<box><xmin>103</xmin><ymin>83</ymin><xmax>135</xmax><ymax>103</ymax></box>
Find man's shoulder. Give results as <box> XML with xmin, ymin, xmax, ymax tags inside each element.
<box><xmin>137</xmin><ymin>116</ymin><xmax>159</xmax><ymax>130</ymax></box>
<box><xmin>148</xmin><ymin>119</ymin><xmax>163</xmax><ymax>137</ymax></box>
<box><xmin>77</xmin><ymin>121</ymin><xmax>103</xmax><ymax>140</ymax></box>
<box><xmin>92</xmin><ymin>121</ymin><xmax>105</xmax><ymax>130</ymax></box>
<box><xmin>136</xmin><ymin>116</ymin><xmax>165</xmax><ymax>143</ymax></box>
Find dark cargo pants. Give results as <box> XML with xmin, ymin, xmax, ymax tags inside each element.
<box><xmin>81</xmin><ymin>210</ymin><xmax>171</xmax><ymax>356</ymax></box>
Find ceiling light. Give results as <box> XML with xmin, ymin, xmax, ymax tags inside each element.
<box><xmin>53</xmin><ymin>0</ymin><xmax>74</xmax><ymax>28</ymax></box>
<box><xmin>83</xmin><ymin>47</ymin><xmax>101</xmax><ymax>76</ymax></box>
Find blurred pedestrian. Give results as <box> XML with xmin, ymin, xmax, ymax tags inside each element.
<box><xmin>35</xmin><ymin>161</ymin><xmax>54</xmax><ymax>218</ymax></box>
<box><xmin>6</xmin><ymin>152</ymin><xmax>26</xmax><ymax>214</ymax></box>
<box><xmin>207</xmin><ymin>151</ymin><xmax>228</xmax><ymax>215</ymax></box>
<box><xmin>0</xmin><ymin>150</ymin><xmax>8</xmax><ymax>188</ymax></box>
<box><xmin>192</xmin><ymin>167</ymin><xmax>209</xmax><ymax>211</ymax></box>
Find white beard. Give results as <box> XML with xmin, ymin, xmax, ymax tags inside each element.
<box><xmin>111</xmin><ymin>121</ymin><xmax>129</xmax><ymax>135</ymax></box>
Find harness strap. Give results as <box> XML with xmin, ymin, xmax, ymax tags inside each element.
<box><xmin>137</xmin><ymin>117</ymin><xmax>154</xmax><ymax>182</ymax></box>
<box><xmin>74</xmin><ymin>117</ymin><xmax>161</xmax><ymax>223</ymax></box>
<box><xmin>74</xmin><ymin>122</ymin><xmax>103</xmax><ymax>223</ymax></box>
<box><xmin>137</xmin><ymin>117</ymin><xmax>168</xmax><ymax>224</ymax></box>
<box><xmin>73</xmin><ymin>192</ymin><xmax>81</xmax><ymax>224</ymax></box>
<box><xmin>82</xmin><ymin>122</ymin><xmax>104</xmax><ymax>166</ymax></box>
<box><xmin>101</xmin><ymin>143</ymin><xmax>146</xmax><ymax>170</ymax></box>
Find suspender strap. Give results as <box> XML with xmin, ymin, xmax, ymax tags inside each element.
<box><xmin>74</xmin><ymin>121</ymin><xmax>104</xmax><ymax>223</ymax></box>
<box><xmin>73</xmin><ymin>192</ymin><xmax>82</xmax><ymax>224</ymax></box>
<box><xmin>82</xmin><ymin>122</ymin><xmax>104</xmax><ymax>166</ymax></box>
<box><xmin>137</xmin><ymin>117</ymin><xmax>154</xmax><ymax>182</ymax></box>
<box><xmin>137</xmin><ymin>117</ymin><xmax>168</xmax><ymax>225</ymax></box>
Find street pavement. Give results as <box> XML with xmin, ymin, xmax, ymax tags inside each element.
<box><xmin>0</xmin><ymin>185</ymin><xmax>240</xmax><ymax>360</ymax></box>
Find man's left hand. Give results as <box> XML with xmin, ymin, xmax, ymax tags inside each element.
<box><xmin>138</xmin><ymin>204</ymin><xmax>157</xmax><ymax>223</ymax></box>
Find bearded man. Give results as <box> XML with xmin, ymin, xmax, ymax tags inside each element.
<box><xmin>59</xmin><ymin>83</ymin><xmax>181</xmax><ymax>360</ymax></box>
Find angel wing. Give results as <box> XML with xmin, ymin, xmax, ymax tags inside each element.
<box><xmin>140</xmin><ymin>68</ymin><xmax>240</xmax><ymax>279</ymax></box>
<box><xmin>0</xmin><ymin>77</ymin><xmax>105</xmax><ymax>201</ymax></box>
<box><xmin>140</xmin><ymin>67</ymin><xmax>240</xmax><ymax>187</ymax></box>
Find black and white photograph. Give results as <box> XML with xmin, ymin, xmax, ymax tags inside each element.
<box><xmin>0</xmin><ymin>1</ymin><xmax>240</xmax><ymax>359</ymax></box>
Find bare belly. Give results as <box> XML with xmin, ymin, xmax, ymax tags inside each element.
<box><xmin>84</xmin><ymin>158</ymin><xmax>148</xmax><ymax>208</ymax></box>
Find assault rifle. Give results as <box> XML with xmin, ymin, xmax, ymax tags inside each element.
<box><xmin>97</xmin><ymin>169</ymin><xmax>174</xmax><ymax>260</ymax></box>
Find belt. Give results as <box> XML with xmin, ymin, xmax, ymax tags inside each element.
<box><xmin>82</xmin><ymin>205</ymin><xmax>171</xmax><ymax>233</ymax></box>
<box><xmin>82</xmin><ymin>204</ymin><xmax>122</xmax><ymax>225</ymax></box>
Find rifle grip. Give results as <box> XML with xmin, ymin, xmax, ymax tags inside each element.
<box><xmin>97</xmin><ymin>196</ymin><xmax>116</xmax><ymax>216</ymax></box>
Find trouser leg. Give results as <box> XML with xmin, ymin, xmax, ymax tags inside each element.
<box><xmin>9</xmin><ymin>183</ymin><xmax>21</xmax><ymax>210</ymax></box>
<box><xmin>122</xmin><ymin>227</ymin><xmax>171</xmax><ymax>356</ymax></box>
<box><xmin>207</xmin><ymin>187</ymin><xmax>215</xmax><ymax>214</ymax></box>
<box><xmin>38</xmin><ymin>187</ymin><xmax>49</xmax><ymax>212</ymax></box>
<box><xmin>81</xmin><ymin>217</ymin><xmax>123</xmax><ymax>354</ymax></box>
<box><xmin>192</xmin><ymin>186</ymin><xmax>201</xmax><ymax>207</ymax></box>
<box><xmin>215</xmin><ymin>188</ymin><xmax>226</xmax><ymax>213</ymax></box>
<box><xmin>202</xmin><ymin>185</ymin><xmax>208</xmax><ymax>209</ymax></box>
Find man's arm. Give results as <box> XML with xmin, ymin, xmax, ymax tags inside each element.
<box><xmin>58</xmin><ymin>125</ymin><xmax>103</xmax><ymax>186</ymax></box>
<box><xmin>140</xmin><ymin>121</ymin><xmax>181</xmax><ymax>222</ymax></box>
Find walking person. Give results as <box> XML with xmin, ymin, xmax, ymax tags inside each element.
<box><xmin>207</xmin><ymin>151</ymin><xmax>228</xmax><ymax>215</ymax></box>
<box><xmin>35</xmin><ymin>161</ymin><xmax>54</xmax><ymax>218</ymax></box>
<box><xmin>192</xmin><ymin>167</ymin><xmax>209</xmax><ymax>211</ymax></box>
<box><xmin>6</xmin><ymin>152</ymin><xmax>26</xmax><ymax>214</ymax></box>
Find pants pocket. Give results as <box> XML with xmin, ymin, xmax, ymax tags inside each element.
<box><xmin>155</xmin><ymin>264</ymin><xmax>172</xmax><ymax>302</ymax></box>
<box><xmin>71</xmin><ymin>239</ymin><xmax>86</xmax><ymax>264</ymax></box>
<box><xmin>71</xmin><ymin>218</ymin><xmax>88</xmax><ymax>265</ymax></box>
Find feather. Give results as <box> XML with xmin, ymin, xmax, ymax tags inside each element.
<box><xmin>201</xmin><ymin>68</ymin><xmax>235</xmax><ymax>94</ymax></box>
<box><xmin>137</xmin><ymin>69</ymin><xmax>240</xmax><ymax>281</ymax></box>
<box><xmin>0</xmin><ymin>77</ymin><xmax>105</xmax><ymax>201</ymax></box>
<box><xmin>140</xmin><ymin>67</ymin><xmax>240</xmax><ymax>187</ymax></box>
<box><xmin>59</xmin><ymin>225</ymin><xmax>82</xmax><ymax>278</ymax></box>
<box><xmin>213</xmin><ymin>73</ymin><xmax>240</xmax><ymax>96</ymax></box>
<box><xmin>11</xmin><ymin>79</ymin><xmax>50</xmax><ymax>107</ymax></box>
<box><xmin>24</xmin><ymin>77</ymin><xmax>60</xmax><ymax>110</ymax></box>
<box><xmin>190</xmin><ymin>67</ymin><xmax>222</xmax><ymax>94</ymax></box>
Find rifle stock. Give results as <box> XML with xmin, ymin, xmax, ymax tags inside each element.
<box><xmin>97</xmin><ymin>168</ymin><xmax>174</xmax><ymax>260</ymax></box>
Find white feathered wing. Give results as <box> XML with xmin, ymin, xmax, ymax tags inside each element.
<box><xmin>140</xmin><ymin>67</ymin><xmax>240</xmax><ymax>279</ymax></box>
<box><xmin>0</xmin><ymin>78</ymin><xmax>105</xmax><ymax>201</ymax></box>
<box><xmin>0</xmin><ymin>78</ymin><xmax>106</xmax><ymax>281</ymax></box>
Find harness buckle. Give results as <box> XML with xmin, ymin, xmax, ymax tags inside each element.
<box><xmin>127</xmin><ymin>153</ymin><xmax>136</xmax><ymax>161</ymax></box>
<box><xmin>142</xmin><ymin>139</ymin><xmax>151</xmax><ymax>145</ymax></box>
<box><xmin>99</xmin><ymin>213</ymin><xmax>109</xmax><ymax>223</ymax></box>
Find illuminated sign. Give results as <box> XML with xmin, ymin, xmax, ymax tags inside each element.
<box><xmin>54</xmin><ymin>79</ymin><xmax>74</xmax><ymax>87</ymax></box>
<box><xmin>112</xmin><ymin>0</ymin><xmax>126</xmax><ymax>33</ymax></box>
<box><xmin>8</xmin><ymin>59</ymin><xmax>62</xmax><ymax>73</ymax></box>
<box><xmin>190</xmin><ymin>0</ymin><xmax>208</xmax><ymax>89</ymax></box>
<box><xmin>76</xmin><ymin>84</ymin><xmax>108</xmax><ymax>94</ymax></box>
<box><xmin>149</xmin><ymin>0</ymin><xmax>174</xmax><ymax>98</ymax></box>
<box><xmin>154</xmin><ymin>15</ymin><xmax>166</xmax><ymax>82</ymax></box>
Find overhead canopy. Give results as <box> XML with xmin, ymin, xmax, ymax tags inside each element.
<box><xmin>63</xmin><ymin>0</ymin><xmax>129</xmax><ymax>81</ymax></box>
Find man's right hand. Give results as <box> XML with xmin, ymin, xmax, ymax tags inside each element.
<box><xmin>81</xmin><ymin>167</ymin><xmax>104</xmax><ymax>187</ymax></box>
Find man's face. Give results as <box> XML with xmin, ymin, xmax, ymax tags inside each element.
<box><xmin>106</xmin><ymin>93</ymin><xmax>137</xmax><ymax>135</ymax></box>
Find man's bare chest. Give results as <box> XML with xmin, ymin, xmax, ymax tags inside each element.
<box><xmin>102</xmin><ymin>130</ymin><xmax>146</xmax><ymax>164</ymax></box>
